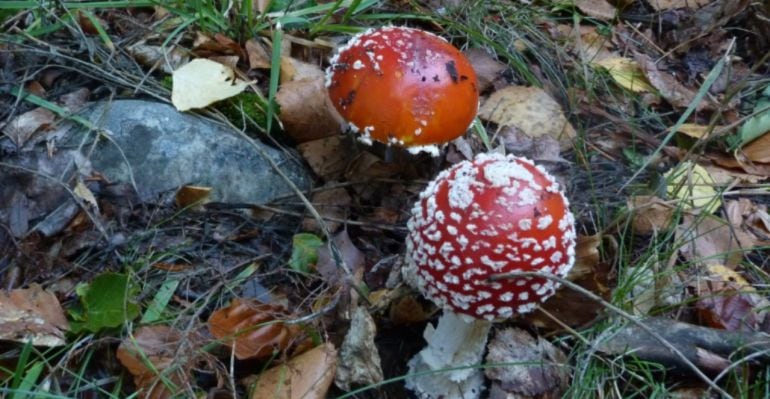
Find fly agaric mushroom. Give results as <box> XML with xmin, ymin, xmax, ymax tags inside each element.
<box><xmin>326</xmin><ymin>26</ymin><xmax>479</xmax><ymax>155</ymax></box>
<box><xmin>403</xmin><ymin>153</ymin><xmax>576</xmax><ymax>398</ymax></box>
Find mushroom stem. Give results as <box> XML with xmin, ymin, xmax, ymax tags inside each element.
<box><xmin>405</xmin><ymin>311</ymin><xmax>491</xmax><ymax>399</ymax></box>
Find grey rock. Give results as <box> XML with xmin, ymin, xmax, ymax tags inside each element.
<box><xmin>68</xmin><ymin>99</ymin><xmax>312</xmax><ymax>203</ymax></box>
<box><xmin>0</xmin><ymin>99</ymin><xmax>313</xmax><ymax>236</ymax></box>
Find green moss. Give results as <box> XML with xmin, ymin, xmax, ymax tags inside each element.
<box><xmin>159</xmin><ymin>75</ymin><xmax>173</xmax><ymax>90</ymax></box>
<box><xmin>217</xmin><ymin>91</ymin><xmax>273</xmax><ymax>132</ymax></box>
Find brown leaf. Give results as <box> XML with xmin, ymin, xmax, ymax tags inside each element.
<box><xmin>316</xmin><ymin>229</ymin><xmax>365</xmax><ymax>286</ymax></box>
<box><xmin>526</xmin><ymin>234</ymin><xmax>612</xmax><ymax>330</ymax></box>
<box><xmin>565</xmin><ymin>25</ymin><xmax>616</xmax><ymax>64</ymax></box>
<box><xmin>276</xmin><ymin>76</ymin><xmax>344</xmax><ymax>143</ymax></box>
<box><xmin>646</xmin><ymin>0</ymin><xmax>711</xmax><ymax>11</ymax></box>
<box><xmin>175</xmin><ymin>185</ymin><xmax>212</xmax><ymax>209</ymax></box>
<box><xmin>58</xmin><ymin>88</ymin><xmax>90</xmax><ymax>112</ymax></box>
<box><xmin>636</xmin><ymin>53</ymin><xmax>716</xmax><ymax>110</ymax></box>
<box><xmin>208</xmin><ymin>299</ymin><xmax>299</xmax><ymax>360</ymax></box>
<box><xmin>692</xmin><ymin>264</ymin><xmax>770</xmax><ymax>331</ymax></box>
<box><xmin>246</xmin><ymin>343</ymin><xmax>337</xmax><ymax>399</ymax></box>
<box><xmin>742</xmin><ymin>130</ymin><xmax>770</xmax><ymax>163</ymax></box>
<box><xmin>245</xmin><ymin>39</ymin><xmax>271</xmax><ymax>69</ymax></box>
<box><xmin>677</xmin><ymin>215</ymin><xmax>744</xmax><ymax>269</ymax></box>
<box><xmin>389</xmin><ymin>295</ymin><xmax>433</xmax><ymax>325</ymax></box>
<box><xmin>484</xmin><ymin>328</ymin><xmax>569</xmax><ymax>397</ymax></box>
<box><xmin>209</xmin><ymin>55</ymin><xmax>240</xmax><ymax>70</ymax></box>
<box><xmin>628</xmin><ymin>195</ymin><xmax>676</xmax><ymax>234</ymax></box>
<box><xmin>279</xmin><ymin>57</ymin><xmax>325</xmax><ymax>84</ymax></box>
<box><xmin>0</xmin><ymin>284</ymin><xmax>69</xmax><ymax>346</ymax></box>
<box><xmin>478</xmin><ymin>86</ymin><xmax>576</xmax><ymax>147</ymax></box>
<box><xmin>2</xmin><ymin>107</ymin><xmax>56</xmax><ymax>148</ymax></box>
<box><xmin>464</xmin><ymin>48</ymin><xmax>506</xmax><ymax>93</ymax></box>
<box><xmin>116</xmin><ymin>326</ymin><xmax>195</xmax><ymax>399</ymax></box>
<box><xmin>297</xmin><ymin>135</ymin><xmax>355</xmax><ymax>180</ymax></box>
<box><xmin>575</xmin><ymin>0</ymin><xmax>617</xmax><ymax>20</ymax></box>
<box><xmin>127</xmin><ymin>43</ymin><xmax>189</xmax><ymax>74</ymax></box>
<box><xmin>724</xmin><ymin>198</ymin><xmax>770</xmax><ymax>249</ymax></box>
<box><xmin>301</xmin><ymin>186</ymin><xmax>351</xmax><ymax>232</ymax></box>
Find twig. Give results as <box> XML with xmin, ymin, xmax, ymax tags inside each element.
<box><xmin>488</xmin><ymin>271</ymin><xmax>733</xmax><ymax>398</ymax></box>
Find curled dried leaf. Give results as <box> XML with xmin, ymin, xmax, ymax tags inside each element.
<box><xmin>116</xmin><ymin>326</ymin><xmax>198</xmax><ymax>399</ymax></box>
<box><xmin>208</xmin><ymin>299</ymin><xmax>300</xmax><ymax>360</ymax></box>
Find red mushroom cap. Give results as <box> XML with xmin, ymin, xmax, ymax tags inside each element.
<box><xmin>326</xmin><ymin>26</ymin><xmax>479</xmax><ymax>152</ymax></box>
<box><xmin>405</xmin><ymin>153</ymin><xmax>576</xmax><ymax>321</ymax></box>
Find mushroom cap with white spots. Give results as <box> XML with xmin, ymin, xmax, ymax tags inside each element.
<box><xmin>405</xmin><ymin>153</ymin><xmax>577</xmax><ymax>321</ymax></box>
<box><xmin>326</xmin><ymin>26</ymin><xmax>479</xmax><ymax>149</ymax></box>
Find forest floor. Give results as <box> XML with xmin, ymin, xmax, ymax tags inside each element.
<box><xmin>1</xmin><ymin>1</ymin><xmax>770</xmax><ymax>398</ymax></box>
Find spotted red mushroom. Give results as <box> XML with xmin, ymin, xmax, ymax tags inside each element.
<box><xmin>325</xmin><ymin>26</ymin><xmax>479</xmax><ymax>154</ymax></box>
<box><xmin>405</xmin><ymin>153</ymin><xmax>577</xmax><ymax>320</ymax></box>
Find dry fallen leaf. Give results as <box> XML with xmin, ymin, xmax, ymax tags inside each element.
<box><xmin>208</xmin><ymin>299</ymin><xmax>300</xmax><ymax>360</ymax></box>
<box><xmin>316</xmin><ymin>229</ymin><xmax>365</xmax><ymax>285</ymax></box>
<box><xmin>245</xmin><ymin>38</ymin><xmax>271</xmax><ymax>69</ymax></box>
<box><xmin>561</xmin><ymin>25</ymin><xmax>616</xmax><ymax>64</ymax></box>
<box><xmin>665</xmin><ymin>161</ymin><xmax>721</xmax><ymax>214</ymax></box>
<box><xmin>464</xmin><ymin>47</ymin><xmax>506</xmax><ymax>93</ymax></box>
<box><xmin>724</xmin><ymin>198</ymin><xmax>770</xmax><ymax>249</ymax></box>
<box><xmin>389</xmin><ymin>295</ymin><xmax>434</xmax><ymax>325</ymax></box>
<box><xmin>692</xmin><ymin>264</ymin><xmax>770</xmax><ymax>332</ymax></box>
<box><xmin>677</xmin><ymin>215</ymin><xmax>744</xmax><ymax>269</ymax></box>
<box><xmin>127</xmin><ymin>43</ymin><xmax>188</xmax><ymax>74</ymax></box>
<box><xmin>742</xmin><ymin>129</ymin><xmax>770</xmax><ymax>163</ymax></box>
<box><xmin>276</xmin><ymin>74</ymin><xmax>345</xmax><ymax>143</ymax></box>
<box><xmin>675</xmin><ymin>123</ymin><xmax>724</xmax><ymax>140</ymax></box>
<box><xmin>484</xmin><ymin>328</ymin><xmax>569</xmax><ymax>397</ymax></box>
<box><xmin>646</xmin><ymin>0</ymin><xmax>711</xmax><ymax>11</ymax></box>
<box><xmin>246</xmin><ymin>343</ymin><xmax>338</xmax><ymax>399</ymax></box>
<box><xmin>637</xmin><ymin>53</ymin><xmax>714</xmax><ymax>110</ymax></box>
<box><xmin>301</xmin><ymin>186</ymin><xmax>351</xmax><ymax>232</ymax></box>
<box><xmin>171</xmin><ymin>58</ymin><xmax>250</xmax><ymax>111</ymax></box>
<box><xmin>58</xmin><ymin>88</ymin><xmax>91</xmax><ymax>112</ymax></box>
<box><xmin>574</xmin><ymin>0</ymin><xmax>617</xmax><ymax>20</ymax></box>
<box><xmin>0</xmin><ymin>284</ymin><xmax>69</xmax><ymax>346</ymax></box>
<box><xmin>701</xmin><ymin>164</ymin><xmax>763</xmax><ymax>185</ymax></box>
<box><xmin>334</xmin><ymin>307</ymin><xmax>384</xmax><ymax>391</ymax></box>
<box><xmin>594</xmin><ymin>56</ymin><xmax>655</xmax><ymax>93</ymax></box>
<box><xmin>297</xmin><ymin>135</ymin><xmax>355</xmax><ymax>180</ymax></box>
<box><xmin>2</xmin><ymin>107</ymin><xmax>56</xmax><ymax>148</ymax></box>
<box><xmin>628</xmin><ymin>195</ymin><xmax>676</xmax><ymax>234</ymax></box>
<box><xmin>527</xmin><ymin>234</ymin><xmax>612</xmax><ymax>330</ymax></box>
<box><xmin>116</xmin><ymin>326</ymin><xmax>195</xmax><ymax>399</ymax></box>
<box><xmin>478</xmin><ymin>86</ymin><xmax>576</xmax><ymax>146</ymax></box>
<box><xmin>280</xmin><ymin>57</ymin><xmax>325</xmax><ymax>84</ymax></box>
<box><xmin>74</xmin><ymin>180</ymin><xmax>99</xmax><ymax>211</ymax></box>
<box><xmin>175</xmin><ymin>185</ymin><xmax>212</xmax><ymax>209</ymax></box>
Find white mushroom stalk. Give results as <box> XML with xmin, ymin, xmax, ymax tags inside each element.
<box><xmin>403</xmin><ymin>153</ymin><xmax>577</xmax><ymax>398</ymax></box>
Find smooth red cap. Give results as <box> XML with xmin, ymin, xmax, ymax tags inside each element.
<box><xmin>326</xmin><ymin>26</ymin><xmax>479</xmax><ymax>150</ymax></box>
<box><xmin>405</xmin><ymin>153</ymin><xmax>576</xmax><ymax>321</ymax></box>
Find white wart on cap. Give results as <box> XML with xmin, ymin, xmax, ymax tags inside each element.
<box><xmin>405</xmin><ymin>153</ymin><xmax>577</xmax><ymax>321</ymax></box>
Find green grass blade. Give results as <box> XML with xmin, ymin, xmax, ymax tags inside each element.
<box><xmin>141</xmin><ymin>278</ymin><xmax>180</xmax><ymax>323</ymax></box>
<box><xmin>265</xmin><ymin>26</ymin><xmax>283</xmax><ymax>134</ymax></box>
<box><xmin>620</xmin><ymin>43</ymin><xmax>731</xmax><ymax>191</ymax></box>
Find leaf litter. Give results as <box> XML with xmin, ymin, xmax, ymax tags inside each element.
<box><xmin>1</xmin><ymin>1</ymin><xmax>770</xmax><ymax>398</ymax></box>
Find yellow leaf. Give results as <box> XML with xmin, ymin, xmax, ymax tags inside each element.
<box><xmin>705</xmin><ymin>264</ymin><xmax>752</xmax><ymax>290</ymax></box>
<box><xmin>478</xmin><ymin>86</ymin><xmax>576</xmax><ymax>146</ymax></box>
<box><xmin>664</xmin><ymin>161</ymin><xmax>720</xmax><ymax>214</ymax></box>
<box><xmin>171</xmin><ymin>58</ymin><xmax>251</xmax><ymax>111</ymax></box>
<box><xmin>594</xmin><ymin>57</ymin><xmax>655</xmax><ymax>93</ymax></box>
<box><xmin>675</xmin><ymin>123</ymin><xmax>723</xmax><ymax>139</ymax></box>
<box><xmin>74</xmin><ymin>180</ymin><xmax>99</xmax><ymax>210</ymax></box>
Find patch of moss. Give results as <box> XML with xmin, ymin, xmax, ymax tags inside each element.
<box><xmin>217</xmin><ymin>91</ymin><xmax>274</xmax><ymax>133</ymax></box>
<box><xmin>159</xmin><ymin>75</ymin><xmax>173</xmax><ymax>90</ymax></box>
